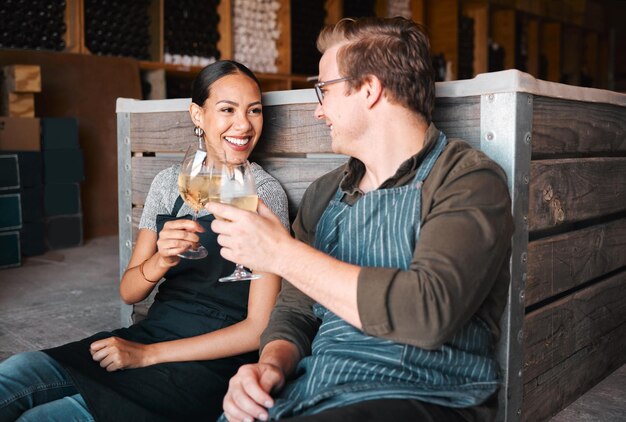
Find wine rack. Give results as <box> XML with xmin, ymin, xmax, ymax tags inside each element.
<box><xmin>84</xmin><ymin>0</ymin><xmax>152</xmax><ymax>60</ymax></box>
<box><xmin>1</xmin><ymin>0</ymin><xmax>610</xmax><ymax>97</ymax></box>
<box><xmin>0</xmin><ymin>0</ymin><xmax>68</xmax><ymax>52</ymax></box>
<box><xmin>163</xmin><ymin>0</ymin><xmax>221</xmax><ymax>67</ymax></box>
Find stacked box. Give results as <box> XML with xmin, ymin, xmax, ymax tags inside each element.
<box><xmin>0</xmin><ymin>152</ymin><xmax>45</xmax><ymax>257</ymax></box>
<box><xmin>0</xmin><ymin>65</ymin><xmax>40</xmax><ymax>118</ymax></box>
<box><xmin>0</xmin><ymin>117</ymin><xmax>41</xmax><ymax>151</ymax></box>
<box><xmin>17</xmin><ymin>152</ymin><xmax>45</xmax><ymax>256</ymax></box>
<box><xmin>0</xmin><ymin>154</ymin><xmax>20</xmax><ymax>191</ymax></box>
<box><xmin>41</xmin><ymin>117</ymin><xmax>83</xmax><ymax>250</ymax></box>
<box><xmin>0</xmin><ymin>231</ymin><xmax>21</xmax><ymax>269</ymax></box>
<box><xmin>0</xmin><ymin>64</ymin><xmax>44</xmax><ymax>264</ymax></box>
<box><xmin>0</xmin><ymin>193</ymin><xmax>22</xmax><ymax>268</ymax></box>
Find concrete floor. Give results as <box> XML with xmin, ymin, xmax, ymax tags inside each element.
<box><xmin>0</xmin><ymin>235</ymin><xmax>120</xmax><ymax>361</ymax></box>
<box><xmin>550</xmin><ymin>364</ymin><xmax>626</xmax><ymax>422</ymax></box>
<box><xmin>0</xmin><ymin>235</ymin><xmax>623</xmax><ymax>421</ymax></box>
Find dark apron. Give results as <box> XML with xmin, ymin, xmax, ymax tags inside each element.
<box><xmin>46</xmin><ymin>196</ymin><xmax>257</xmax><ymax>422</ymax></box>
<box><xmin>267</xmin><ymin>132</ymin><xmax>499</xmax><ymax>419</ymax></box>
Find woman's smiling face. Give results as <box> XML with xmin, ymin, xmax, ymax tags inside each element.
<box><xmin>190</xmin><ymin>72</ymin><xmax>263</xmax><ymax>162</ymax></box>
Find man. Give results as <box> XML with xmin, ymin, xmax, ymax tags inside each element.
<box><xmin>208</xmin><ymin>17</ymin><xmax>513</xmax><ymax>422</ymax></box>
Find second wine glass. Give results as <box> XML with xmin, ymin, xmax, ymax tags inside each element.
<box><xmin>211</xmin><ymin>159</ymin><xmax>262</xmax><ymax>282</ymax></box>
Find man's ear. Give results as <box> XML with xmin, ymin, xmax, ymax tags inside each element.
<box><xmin>189</xmin><ymin>103</ymin><xmax>203</xmax><ymax>127</ymax></box>
<box><xmin>362</xmin><ymin>75</ymin><xmax>383</xmax><ymax>108</ymax></box>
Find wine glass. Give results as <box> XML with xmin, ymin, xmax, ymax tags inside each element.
<box><xmin>210</xmin><ymin>158</ymin><xmax>262</xmax><ymax>282</ymax></box>
<box><xmin>176</xmin><ymin>138</ymin><xmax>214</xmax><ymax>259</ymax></box>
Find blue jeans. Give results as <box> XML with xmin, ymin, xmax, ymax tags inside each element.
<box><xmin>0</xmin><ymin>351</ymin><xmax>94</xmax><ymax>421</ymax></box>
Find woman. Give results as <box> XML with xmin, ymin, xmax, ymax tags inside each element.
<box><xmin>0</xmin><ymin>61</ymin><xmax>289</xmax><ymax>421</ymax></box>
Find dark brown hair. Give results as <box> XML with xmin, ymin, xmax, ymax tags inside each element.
<box><xmin>317</xmin><ymin>17</ymin><xmax>435</xmax><ymax>123</ymax></box>
<box><xmin>191</xmin><ymin>60</ymin><xmax>261</xmax><ymax>107</ymax></box>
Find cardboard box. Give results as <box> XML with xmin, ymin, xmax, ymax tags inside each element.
<box><xmin>20</xmin><ymin>186</ymin><xmax>44</xmax><ymax>223</ymax></box>
<box><xmin>0</xmin><ymin>193</ymin><xmax>22</xmax><ymax>231</ymax></box>
<box><xmin>43</xmin><ymin>148</ymin><xmax>84</xmax><ymax>183</ymax></box>
<box><xmin>0</xmin><ymin>117</ymin><xmax>41</xmax><ymax>151</ymax></box>
<box><xmin>0</xmin><ymin>152</ymin><xmax>42</xmax><ymax>190</ymax></box>
<box><xmin>45</xmin><ymin>214</ymin><xmax>83</xmax><ymax>250</ymax></box>
<box><xmin>41</xmin><ymin>118</ymin><xmax>79</xmax><ymax>149</ymax></box>
<box><xmin>0</xmin><ymin>92</ymin><xmax>35</xmax><ymax>117</ymax></box>
<box><xmin>15</xmin><ymin>152</ymin><xmax>42</xmax><ymax>187</ymax></box>
<box><xmin>20</xmin><ymin>221</ymin><xmax>45</xmax><ymax>257</ymax></box>
<box><xmin>0</xmin><ymin>231</ymin><xmax>21</xmax><ymax>269</ymax></box>
<box><xmin>0</xmin><ymin>154</ymin><xmax>19</xmax><ymax>191</ymax></box>
<box><xmin>1</xmin><ymin>65</ymin><xmax>41</xmax><ymax>93</ymax></box>
<box><xmin>44</xmin><ymin>183</ymin><xmax>81</xmax><ymax>217</ymax></box>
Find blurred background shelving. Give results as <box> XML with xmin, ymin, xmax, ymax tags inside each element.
<box><xmin>2</xmin><ymin>0</ymin><xmax>624</xmax><ymax>98</ymax></box>
<box><xmin>0</xmin><ymin>0</ymin><xmax>625</xmax><ymax>242</ymax></box>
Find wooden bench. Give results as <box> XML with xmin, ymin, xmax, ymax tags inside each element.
<box><xmin>116</xmin><ymin>69</ymin><xmax>626</xmax><ymax>422</ymax></box>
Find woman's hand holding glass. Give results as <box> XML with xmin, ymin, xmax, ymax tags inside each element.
<box><xmin>176</xmin><ymin>139</ymin><xmax>215</xmax><ymax>259</ymax></box>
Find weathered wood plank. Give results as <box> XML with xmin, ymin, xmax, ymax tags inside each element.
<box><xmin>129</xmin><ymin>111</ymin><xmax>191</xmax><ymax>153</ymax></box>
<box><xmin>259</xmin><ymin>104</ymin><xmax>332</xmax><ymax>153</ymax></box>
<box><xmin>522</xmin><ymin>271</ymin><xmax>626</xmax><ymax>422</ymax></box>
<box><xmin>526</xmin><ymin>217</ymin><xmax>626</xmax><ymax>306</ymax></box>
<box><xmin>126</xmin><ymin>97</ymin><xmax>484</xmax><ymax>156</ymax></box>
<box><xmin>433</xmin><ymin>96</ymin><xmax>481</xmax><ymax>148</ymax></box>
<box><xmin>132</xmin><ymin>206</ymin><xmax>142</xmax><ymax>242</ymax></box>
<box><xmin>131</xmin><ymin>156</ymin><xmax>179</xmax><ymax>205</ymax></box>
<box><xmin>529</xmin><ymin>158</ymin><xmax>626</xmax><ymax>232</ymax></box>
<box><xmin>256</xmin><ymin>156</ymin><xmax>347</xmax><ymax>218</ymax></box>
<box><xmin>131</xmin><ymin>155</ymin><xmax>347</xmax><ymax>216</ymax></box>
<box><xmin>128</xmin><ymin>104</ymin><xmax>331</xmax><ymax>154</ymax></box>
<box><xmin>532</xmin><ymin>96</ymin><xmax>626</xmax><ymax>156</ymax></box>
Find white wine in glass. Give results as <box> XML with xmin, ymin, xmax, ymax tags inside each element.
<box><xmin>177</xmin><ymin>140</ymin><xmax>213</xmax><ymax>259</ymax></box>
<box><xmin>216</xmin><ymin>159</ymin><xmax>262</xmax><ymax>282</ymax></box>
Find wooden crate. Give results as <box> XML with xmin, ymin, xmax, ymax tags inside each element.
<box><xmin>117</xmin><ymin>69</ymin><xmax>626</xmax><ymax>421</ymax></box>
<box><xmin>436</xmin><ymin>70</ymin><xmax>626</xmax><ymax>421</ymax></box>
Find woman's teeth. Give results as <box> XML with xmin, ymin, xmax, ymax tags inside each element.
<box><xmin>225</xmin><ymin>136</ymin><xmax>249</xmax><ymax>146</ymax></box>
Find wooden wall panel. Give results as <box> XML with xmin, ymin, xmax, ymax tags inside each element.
<box><xmin>256</xmin><ymin>156</ymin><xmax>347</xmax><ymax>218</ymax></box>
<box><xmin>131</xmin><ymin>155</ymin><xmax>346</xmax><ymax>216</ymax></box>
<box><xmin>432</xmin><ymin>97</ymin><xmax>481</xmax><ymax>148</ymax></box>
<box><xmin>131</xmin><ymin>156</ymin><xmax>179</xmax><ymax>205</ymax></box>
<box><xmin>491</xmin><ymin>9</ymin><xmax>517</xmax><ymax>70</ymax></box>
<box><xmin>260</xmin><ymin>103</ymin><xmax>331</xmax><ymax>153</ymax></box>
<box><xmin>461</xmin><ymin>0</ymin><xmax>489</xmax><ymax>76</ymax></box>
<box><xmin>132</xmin><ymin>206</ymin><xmax>142</xmax><ymax>242</ymax></box>
<box><xmin>532</xmin><ymin>97</ymin><xmax>626</xmax><ymax>157</ymax></box>
<box><xmin>528</xmin><ymin>158</ymin><xmax>626</xmax><ymax>232</ymax></box>
<box><xmin>426</xmin><ymin>0</ymin><xmax>459</xmax><ymax>79</ymax></box>
<box><xmin>129</xmin><ymin>104</ymin><xmax>331</xmax><ymax>154</ymax></box>
<box><xmin>526</xmin><ymin>18</ymin><xmax>540</xmax><ymax>77</ymax></box>
<box><xmin>217</xmin><ymin>0</ymin><xmax>233</xmax><ymax>60</ymax></box>
<box><xmin>522</xmin><ymin>271</ymin><xmax>626</xmax><ymax>422</ymax></box>
<box><xmin>526</xmin><ymin>217</ymin><xmax>626</xmax><ymax>306</ymax></box>
<box><xmin>275</xmin><ymin>0</ymin><xmax>291</xmax><ymax>74</ymax></box>
<box><xmin>130</xmin><ymin>111</ymin><xmax>192</xmax><ymax>153</ymax></box>
<box><xmin>541</xmin><ymin>22</ymin><xmax>562</xmax><ymax>83</ymax></box>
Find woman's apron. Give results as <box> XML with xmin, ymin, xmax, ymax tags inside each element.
<box><xmin>45</xmin><ymin>196</ymin><xmax>257</xmax><ymax>422</ymax></box>
<box><xmin>268</xmin><ymin>132</ymin><xmax>499</xmax><ymax>419</ymax></box>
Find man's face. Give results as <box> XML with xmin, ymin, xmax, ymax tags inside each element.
<box><xmin>315</xmin><ymin>45</ymin><xmax>366</xmax><ymax>156</ymax></box>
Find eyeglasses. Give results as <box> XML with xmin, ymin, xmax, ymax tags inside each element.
<box><xmin>314</xmin><ymin>77</ymin><xmax>352</xmax><ymax>105</ymax></box>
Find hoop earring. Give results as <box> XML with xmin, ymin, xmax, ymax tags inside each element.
<box><xmin>194</xmin><ymin>126</ymin><xmax>204</xmax><ymax>138</ymax></box>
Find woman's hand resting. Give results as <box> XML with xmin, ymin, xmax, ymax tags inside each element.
<box><xmin>90</xmin><ymin>336</ymin><xmax>154</xmax><ymax>372</ymax></box>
